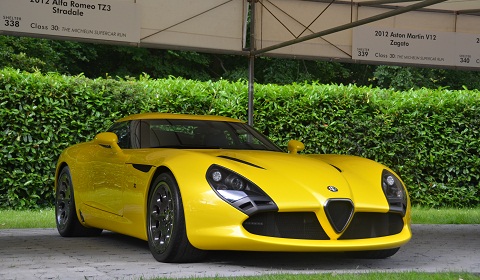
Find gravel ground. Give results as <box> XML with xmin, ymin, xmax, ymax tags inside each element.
<box><xmin>0</xmin><ymin>224</ymin><xmax>479</xmax><ymax>280</ymax></box>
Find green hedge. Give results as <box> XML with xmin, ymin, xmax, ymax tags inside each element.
<box><xmin>1</xmin><ymin>68</ymin><xmax>479</xmax><ymax>209</ymax></box>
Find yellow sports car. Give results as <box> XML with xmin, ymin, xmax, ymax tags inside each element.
<box><xmin>55</xmin><ymin>113</ymin><xmax>411</xmax><ymax>262</ymax></box>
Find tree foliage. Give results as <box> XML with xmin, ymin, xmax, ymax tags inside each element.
<box><xmin>373</xmin><ymin>65</ymin><xmax>480</xmax><ymax>90</ymax></box>
<box><xmin>3</xmin><ymin>35</ymin><xmax>480</xmax><ymax>89</ymax></box>
<box><xmin>1</xmin><ymin>69</ymin><xmax>479</xmax><ymax>209</ymax></box>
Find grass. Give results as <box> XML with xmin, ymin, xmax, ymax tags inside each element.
<box><xmin>1</xmin><ymin>206</ymin><xmax>479</xmax><ymax>229</ymax></box>
<box><xmin>147</xmin><ymin>272</ymin><xmax>480</xmax><ymax>280</ymax></box>
<box><xmin>0</xmin><ymin>208</ymin><xmax>55</xmax><ymax>229</ymax></box>
<box><xmin>411</xmin><ymin>206</ymin><xmax>480</xmax><ymax>224</ymax></box>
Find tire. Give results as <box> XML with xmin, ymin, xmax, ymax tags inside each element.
<box><xmin>347</xmin><ymin>247</ymin><xmax>400</xmax><ymax>259</ymax></box>
<box><xmin>55</xmin><ymin>166</ymin><xmax>103</xmax><ymax>237</ymax></box>
<box><xmin>147</xmin><ymin>172</ymin><xmax>206</xmax><ymax>263</ymax></box>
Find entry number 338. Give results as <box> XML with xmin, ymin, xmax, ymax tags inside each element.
<box><xmin>4</xmin><ymin>20</ymin><xmax>20</xmax><ymax>27</ymax></box>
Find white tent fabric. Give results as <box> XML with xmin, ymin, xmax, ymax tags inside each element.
<box><xmin>1</xmin><ymin>0</ymin><xmax>478</xmax><ymax>67</ymax></box>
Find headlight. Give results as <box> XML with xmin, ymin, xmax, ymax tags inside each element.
<box><xmin>381</xmin><ymin>169</ymin><xmax>408</xmax><ymax>215</ymax></box>
<box><xmin>383</xmin><ymin>173</ymin><xmax>403</xmax><ymax>199</ymax></box>
<box><xmin>206</xmin><ymin>165</ymin><xmax>278</xmax><ymax>216</ymax></box>
<box><xmin>207</xmin><ymin>166</ymin><xmax>249</xmax><ymax>193</ymax></box>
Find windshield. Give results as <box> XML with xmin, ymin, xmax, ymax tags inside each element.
<box><xmin>110</xmin><ymin>119</ymin><xmax>282</xmax><ymax>151</ymax></box>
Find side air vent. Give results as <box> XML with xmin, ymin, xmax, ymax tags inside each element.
<box><xmin>324</xmin><ymin>199</ymin><xmax>354</xmax><ymax>233</ymax></box>
<box><xmin>230</xmin><ymin>196</ymin><xmax>278</xmax><ymax>216</ymax></box>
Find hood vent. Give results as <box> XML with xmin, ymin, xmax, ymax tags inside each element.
<box><xmin>218</xmin><ymin>155</ymin><xmax>265</xmax><ymax>169</ymax></box>
<box><xmin>329</xmin><ymin>164</ymin><xmax>342</xmax><ymax>172</ymax></box>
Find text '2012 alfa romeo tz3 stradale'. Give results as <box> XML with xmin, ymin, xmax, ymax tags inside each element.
<box><xmin>55</xmin><ymin>113</ymin><xmax>411</xmax><ymax>262</ymax></box>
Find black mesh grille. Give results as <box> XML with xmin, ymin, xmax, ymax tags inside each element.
<box><xmin>324</xmin><ymin>199</ymin><xmax>354</xmax><ymax>233</ymax></box>
<box><xmin>339</xmin><ymin>212</ymin><xmax>404</xmax><ymax>239</ymax></box>
<box><xmin>243</xmin><ymin>212</ymin><xmax>329</xmax><ymax>240</ymax></box>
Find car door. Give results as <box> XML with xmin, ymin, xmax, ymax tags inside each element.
<box><xmin>84</xmin><ymin>121</ymin><xmax>131</xmax><ymax>216</ymax></box>
<box><xmin>89</xmin><ymin>146</ymin><xmax>127</xmax><ymax>216</ymax></box>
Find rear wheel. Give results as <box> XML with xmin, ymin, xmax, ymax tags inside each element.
<box><xmin>56</xmin><ymin>166</ymin><xmax>102</xmax><ymax>237</ymax></box>
<box><xmin>147</xmin><ymin>172</ymin><xmax>206</xmax><ymax>262</ymax></box>
<box><xmin>347</xmin><ymin>247</ymin><xmax>400</xmax><ymax>259</ymax></box>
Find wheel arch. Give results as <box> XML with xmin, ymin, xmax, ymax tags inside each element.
<box><xmin>146</xmin><ymin>165</ymin><xmax>176</xmax><ymax>210</ymax></box>
<box><xmin>55</xmin><ymin>162</ymin><xmax>69</xmax><ymax>191</ymax></box>
<box><xmin>149</xmin><ymin>165</ymin><xmax>174</xmax><ymax>188</ymax></box>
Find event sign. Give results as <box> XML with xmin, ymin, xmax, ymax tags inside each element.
<box><xmin>353</xmin><ymin>26</ymin><xmax>480</xmax><ymax>69</ymax></box>
<box><xmin>1</xmin><ymin>0</ymin><xmax>139</xmax><ymax>43</ymax></box>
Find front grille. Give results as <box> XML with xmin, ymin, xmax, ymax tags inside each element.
<box><xmin>324</xmin><ymin>199</ymin><xmax>354</xmax><ymax>233</ymax></box>
<box><xmin>243</xmin><ymin>212</ymin><xmax>329</xmax><ymax>240</ymax></box>
<box><xmin>339</xmin><ymin>212</ymin><xmax>404</xmax><ymax>239</ymax></box>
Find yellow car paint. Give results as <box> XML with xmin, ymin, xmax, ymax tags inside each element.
<box><xmin>55</xmin><ymin>113</ymin><xmax>411</xmax><ymax>257</ymax></box>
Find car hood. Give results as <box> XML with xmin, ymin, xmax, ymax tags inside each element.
<box><xmin>207</xmin><ymin>149</ymin><xmax>352</xmax><ymax>196</ymax></box>
<box><xmin>175</xmin><ymin>149</ymin><xmax>358</xmax><ymax>208</ymax></box>
<box><xmin>128</xmin><ymin>148</ymin><xmax>387</xmax><ymax>210</ymax></box>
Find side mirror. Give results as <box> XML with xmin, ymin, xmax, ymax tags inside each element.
<box><xmin>287</xmin><ymin>140</ymin><xmax>305</xmax><ymax>155</ymax></box>
<box><xmin>94</xmin><ymin>132</ymin><xmax>122</xmax><ymax>154</ymax></box>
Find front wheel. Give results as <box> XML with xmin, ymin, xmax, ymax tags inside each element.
<box><xmin>147</xmin><ymin>172</ymin><xmax>206</xmax><ymax>263</ymax></box>
<box><xmin>56</xmin><ymin>166</ymin><xmax>102</xmax><ymax>237</ymax></box>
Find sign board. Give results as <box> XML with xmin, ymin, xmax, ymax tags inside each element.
<box><xmin>455</xmin><ymin>33</ymin><xmax>480</xmax><ymax>68</ymax></box>
<box><xmin>353</xmin><ymin>26</ymin><xmax>480</xmax><ymax>69</ymax></box>
<box><xmin>0</xmin><ymin>0</ymin><xmax>139</xmax><ymax>43</ymax></box>
<box><xmin>1</xmin><ymin>0</ymin><xmax>480</xmax><ymax>69</ymax></box>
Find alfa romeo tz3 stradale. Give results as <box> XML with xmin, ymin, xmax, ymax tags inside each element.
<box><xmin>55</xmin><ymin>113</ymin><xmax>411</xmax><ymax>262</ymax></box>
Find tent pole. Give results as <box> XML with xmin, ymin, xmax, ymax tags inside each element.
<box><xmin>247</xmin><ymin>0</ymin><xmax>256</xmax><ymax>126</ymax></box>
<box><xmin>248</xmin><ymin>54</ymin><xmax>254</xmax><ymax>126</ymax></box>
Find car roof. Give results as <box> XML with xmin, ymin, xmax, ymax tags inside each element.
<box><xmin>116</xmin><ymin>112</ymin><xmax>244</xmax><ymax>123</ymax></box>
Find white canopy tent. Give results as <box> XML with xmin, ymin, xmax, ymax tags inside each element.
<box><xmin>1</xmin><ymin>0</ymin><xmax>479</xmax><ymax>123</ymax></box>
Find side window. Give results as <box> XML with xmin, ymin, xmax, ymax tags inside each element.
<box><xmin>107</xmin><ymin>121</ymin><xmax>131</xmax><ymax>149</ymax></box>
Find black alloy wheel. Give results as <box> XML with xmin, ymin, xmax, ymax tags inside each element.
<box><xmin>147</xmin><ymin>172</ymin><xmax>206</xmax><ymax>263</ymax></box>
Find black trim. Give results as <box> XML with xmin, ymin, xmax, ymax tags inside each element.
<box><xmin>339</xmin><ymin>212</ymin><xmax>404</xmax><ymax>239</ymax></box>
<box><xmin>324</xmin><ymin>199</ymin><xmax>354</xmax><ymax>233</ymax></box>
<box><xmin>243</xmin><ymin>212</ymin><xmax>329</xmax><ymax>240</ymax></box>
<box><xmin>129</xmin><ymin>163</ymin><xmax>153</xmax><ymax>173</ymax></box>
<box><xmin>218</xmin><ymin>155</ymin><xmax>265</xmax><ymax>169</ymax></box>
<box><xmin>329</xmin><ymin>164</ymin><xmax>342</xmax><ymax>172</ymax></box>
